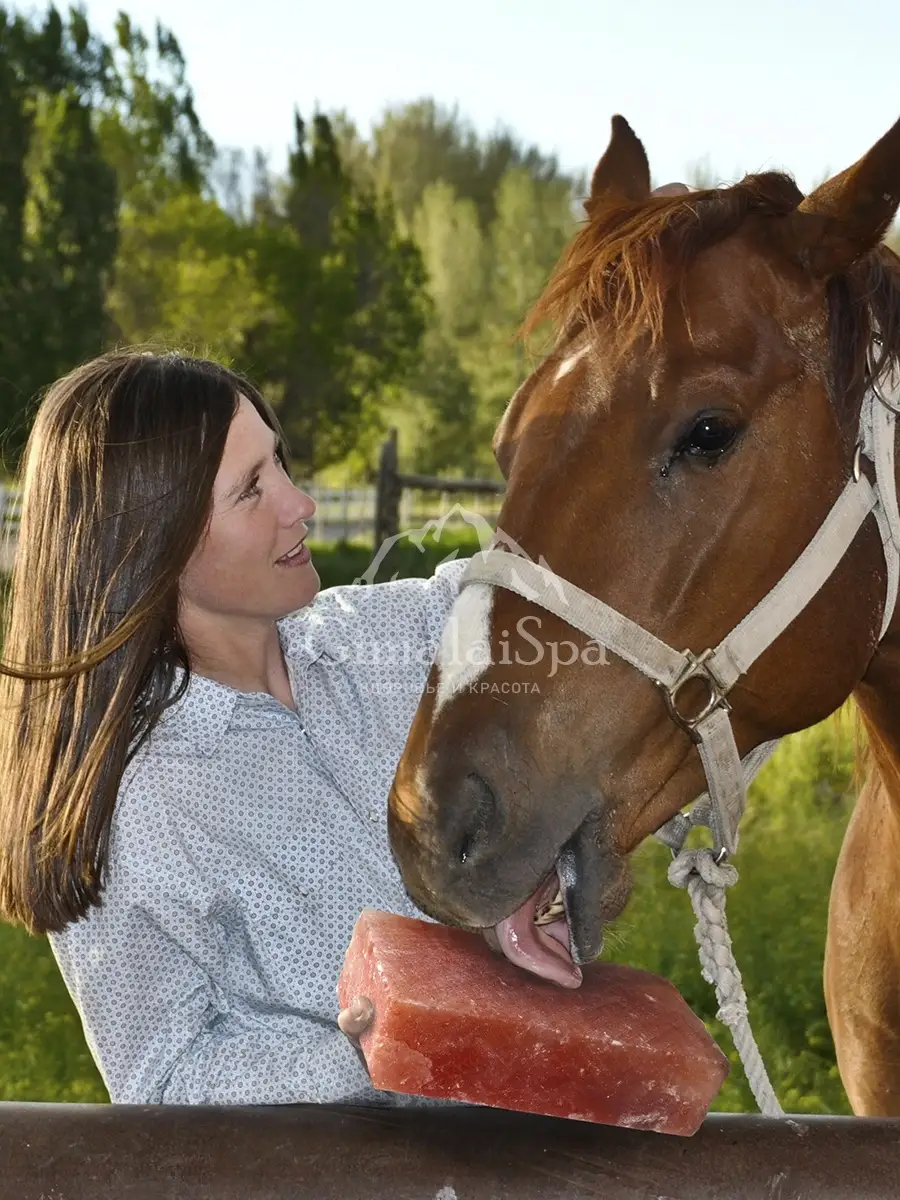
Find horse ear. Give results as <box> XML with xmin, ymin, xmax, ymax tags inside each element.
<box><xmin>779</xmin><ymin>116</ymin><xmax>900</xmax><ymax>277</ymax></box>
<box><xmin>587</xmin><ymin>115</ymin><xmax>651</xmax><ymax>213</ymax></box>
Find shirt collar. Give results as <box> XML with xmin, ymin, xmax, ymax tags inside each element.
<box><xmin>151</xmin><ymin>610</ymin><xmax>325</xmax><ymax>758</ymax></box>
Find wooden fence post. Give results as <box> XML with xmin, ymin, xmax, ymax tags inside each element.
<box><xmin>374</xmin><ymin>427</ymin><xmax>401</xmax><ymax>549</ymax></box>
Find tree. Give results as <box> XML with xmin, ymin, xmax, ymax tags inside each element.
<box><xmin>0</xmin><ymin>10</ymin><xmax>33</xmax><ymax>452</ymax></box>
<box><xmin>488</xmin><ymin>167</ymin><xmax>574</xmax><ymax>330</ymax></box>
<box><xmin>364</xmin><ymin>99</ymin><xmax>570</xmax><ymax>230</ymax></box>
<box><xmin>240</xmin><ymin>113</ymin><xmax>430</xmax><ymax>474</ymax></box>
<box><xmin>409</xmin><ymin>165</ymin><xmax>576</xmax><ymax>475</ymax></box>
<box><xmin>94</xmin><ymin>12</ymin><xmax>213</xmax><ymax>208</ymax></box>
<box><xmin>0</xmin><ymin>7</ymin><xmax>117</xmax><ymax>462</ymax></box>
<box><xmin>335</xmin><ymin>103</ymin><xmax>582</xmax><ymax>478</ymax></box>
<box><xmin>106</xmin><ymin>189</ymin><xmax>269</xmax><ymax>362</ymax></box>
<box><xmin>411</xmin><ymin>181</ymin><xmax>485</xmax><ymax>336</ymax></box>
<box><xmin>0</xmin><ymin>5</ymin><xmax>219</xmax><ymax>463</ymax></box>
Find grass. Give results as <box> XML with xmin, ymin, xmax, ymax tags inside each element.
<box><xmin>0</xmin><ymin>923</ymin><xmax>106</xmax><ymax>1102</ymax></box>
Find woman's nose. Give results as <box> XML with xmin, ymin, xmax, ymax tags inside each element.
<box><xmin>298</xmin><ymin>487</ymin><xmax>316</xmax><ymax>519</ymax></box>
<box><xmin>286</xmin><ymin>483</ymin><xmax>316</xmax><ymax>523</ymax></box>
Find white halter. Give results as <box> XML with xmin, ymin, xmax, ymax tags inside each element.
<box><xmin>459</xmin><ymin>349</ymin><xmax>900</xmax><ymax>861</ymax></box>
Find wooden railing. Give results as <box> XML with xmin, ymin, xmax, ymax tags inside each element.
<box><xmin>0</xmin><ymin>1103</ymin><xmax>896</xmax><ymax>1198</ymax></box>
<box><xmin>374</xmin><ymin>427</ymin><xmax>505</xmax><ymax>549</ymax></box>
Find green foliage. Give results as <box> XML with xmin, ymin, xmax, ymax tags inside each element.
<box><xmin>0</xmin><ymin>4</ymin><xmax>217</xmax><ymax>466</ymax></box>
<box><xmin>0</xmin><ymin>10</ymin><xmax>427</xmax><ymax>478</ymax></box>
<box><xmin>108</xmin><ymin>109</ymin><xmax>431</xmax><ymax>476</ymax></box>
<box><xmin>345</xmin><ymin>105</ymin><xmax>580</xmax><ymax>480</ymax></box>
<box><xmin>412</xmin><ymin>333</ymin><xmax>483</xmax><ymax>474</ymax></box>
<box><xmin>362</xmin><ymin>98</ymin><xmax>570</xmax><ymax>232</ymax></box>
<box><xmin>244</xmin><ymin>114</ymin><xmax>430</xmax><ymax>475</ymax></box>
<box><xmin>412</xmin><ymin>181</ymin><xmax>485</xmax><ymax>337</ymax></box>
<box><xmin>94</xmin><ymin>13</ymin><xmax>213</xmax><ymax>208</ymax></box>
<box><xmin>0</xmin><ymin>921</ymin><xmax>105</xmax><ymax>1101</ymax></box>
<box><xmin>311</xmin><ymin>527</ymin><xmax>480</xmax><ymax>589</ymax></box>
<box><xmin>0</xmin><ymin>5</ymin><xmax>117</xmax><ymax>461</ymax></box>
<box><xmin>106</xmin><ymin>188</ymin><xmax>269</xmax><ymax>361</ymax></box>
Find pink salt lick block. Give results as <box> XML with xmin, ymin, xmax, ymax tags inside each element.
<box><xmin>338</xmin><ymin>909</ymin><xmax>728</xmax><ymax>1136</ymax></box>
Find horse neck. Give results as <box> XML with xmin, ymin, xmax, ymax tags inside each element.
<box><xmin>854</xmin><ymin>632</ymin><xmax>900</xmax><ymax>816</ymax></box>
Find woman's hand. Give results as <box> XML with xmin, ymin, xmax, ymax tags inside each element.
<box><xmin>338</xmin><ymin>995</ymin><xmax>375</xmax><ymax>1040</ymax></box>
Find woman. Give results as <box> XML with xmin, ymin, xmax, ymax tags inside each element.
<box><xmin>0</xmin><ymin>350</ymin><xmax>468</xmax><ymax>1105</ymax></box>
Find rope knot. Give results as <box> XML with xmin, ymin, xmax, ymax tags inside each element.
<box><xmin>667</xmin><ymin>847</ymin><xmax>739</xmax><ymax>891</ymax></box>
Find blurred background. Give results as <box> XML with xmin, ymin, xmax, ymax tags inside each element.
<box><xmin>0</xmin><ymin>0</ymin><xmax>895</xmax><ymax>1111</ymax></box>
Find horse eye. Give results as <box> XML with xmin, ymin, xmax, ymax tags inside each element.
<box><xmin>678</xmin><ymin>414</ymin><xmax>739</xmax><ymax>461</ymax></box>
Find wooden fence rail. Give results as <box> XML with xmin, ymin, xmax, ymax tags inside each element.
<box><xmin>374</xmin><ymin>427</ymin><xmax>505</xmax><ymax>548</ymax></box>
<box><xmin>0</xmin><ymin>1103</ymin><xmax>895</xmax><ymax>1199</ymax></box>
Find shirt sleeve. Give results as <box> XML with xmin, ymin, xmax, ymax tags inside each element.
<box><xmin>49</xmin><ymin>779</ymin><xmax>388</xmax><ymax>1107</ymax></box>
<box><xmin>286</xmin><ymin>556</ymin><xmax>470</xmax><ymax>772</ymax></box>
<box><xmin>304</xmin><ymin>554</ymin><xmax>471</xmax><ymax>662</ymax></box>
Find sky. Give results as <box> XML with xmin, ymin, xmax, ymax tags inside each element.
<box><xmin>75</xmin><ymin>0</ymin><xmax>897</xmax><ymax>195</ymax></box>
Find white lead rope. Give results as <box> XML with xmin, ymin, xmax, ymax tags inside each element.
<box><xmin>668</xmin><ymin>845</ymin><xmax>784</xmax><ymax>1116</ymax></box>
<box><xmin>659</xmin><ymin>796</ymin><xmax>783</xmax><ymax>1115</ymax></box>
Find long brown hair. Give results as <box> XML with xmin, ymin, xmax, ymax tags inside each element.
<box><xmin>0</xmin><ymin>350</ymin><xmax>288</xmax><ymax>934</ymax></box>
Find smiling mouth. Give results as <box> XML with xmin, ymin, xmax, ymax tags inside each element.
<box><xmin>275</xmin><ymin>535</ymin><xmax>307</xmax><ymax>564</ymax></box>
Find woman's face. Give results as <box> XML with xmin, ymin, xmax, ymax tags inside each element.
<box><xmin>180</xmin><ymin>396</ymin><xmax>319</xmax><ymax>624</ymax></box>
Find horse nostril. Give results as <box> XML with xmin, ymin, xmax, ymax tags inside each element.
<box><xmin>457</xmin><ymin>771</ymin><xmax>501</xmax><ymax>867</ymax></box>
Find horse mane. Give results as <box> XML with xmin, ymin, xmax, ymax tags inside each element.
<box><xmin>523</xmin><ymin>174</ymin><xmax>900</xmax><ymax>427</ymax></box>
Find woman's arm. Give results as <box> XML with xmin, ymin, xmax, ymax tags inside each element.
<box><xmin>51</xmin><ymin>879</ymin><xmax>382</xmax><ymax>1106</ymax></box>
<box><xmin>49</xmin><ymin>770</ymin><xmax>391</xmax><ymax>1107</ymax></box>
<box><xmin>291</xmin><ymin>555</ymin><xmax>471</xmax><ymax>673</ymax></box>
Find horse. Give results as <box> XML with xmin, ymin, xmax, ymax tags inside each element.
<box><xmin>386</xmin><ymin>114</ymin><xmax>900</xmax><ymax>1116</ymax></box>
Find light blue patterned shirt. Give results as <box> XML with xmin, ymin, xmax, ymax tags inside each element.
<box><xmin>50</xmin><ymin>557</ymin><xmax>470</xmax><ymax>1105</ymax></box>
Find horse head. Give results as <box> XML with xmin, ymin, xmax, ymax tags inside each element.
<box><xmin>388</xmin><ymin>114</ymin><xmax>900</xmax><ymax>989</ymax></box>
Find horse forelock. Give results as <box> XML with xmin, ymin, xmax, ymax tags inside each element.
<box><xmin>522</xmin><ymin>172</ymin><xmax>804</xmax><ymax>351</ymax></box>
<box><xmin>521</xmin><ymin>173</ymin><xmax>900</xmax><ymax>435</ymax></box>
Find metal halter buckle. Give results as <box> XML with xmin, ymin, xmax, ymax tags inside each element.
<box><xmin>658</xmin><ymin>649</ymin><xmax>731</xmax><ymax>744</ymax></box>
<box><xmin>853</xmin><ymin>443</ymin><xmax>863</xmax><ymax>483</ymax></box>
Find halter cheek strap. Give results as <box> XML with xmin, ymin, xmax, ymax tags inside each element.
<box><xmin>458</xmin><ymin>360</ymin><xmax>900</xmax><ymax>859</ymax></box>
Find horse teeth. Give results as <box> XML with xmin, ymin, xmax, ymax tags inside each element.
<box><xmin>534</xmin><ymin>889</ymin><xmax>564</xmax><ymax>926</ymax></box>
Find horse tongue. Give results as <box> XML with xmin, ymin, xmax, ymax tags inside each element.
<box><xmin>493</xmin><ymin>890</ymin><xmax>583</xmax><ymax>989</ymax></box>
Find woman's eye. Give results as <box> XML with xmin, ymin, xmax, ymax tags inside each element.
<box><xmin>240</xmin><ymin>452</ymin><xmax>284</xmax><ymax>500</ymax></box>
<box><xmin>677</xmin><ymin>415</ymin><xmax>739</xmax><ymax>462</ymax></box>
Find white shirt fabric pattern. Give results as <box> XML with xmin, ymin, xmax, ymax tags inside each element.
<box><xmin>49</xmin><ymin>557</ymin><xmax>470</xmax><ymax>1105</ymax></box>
